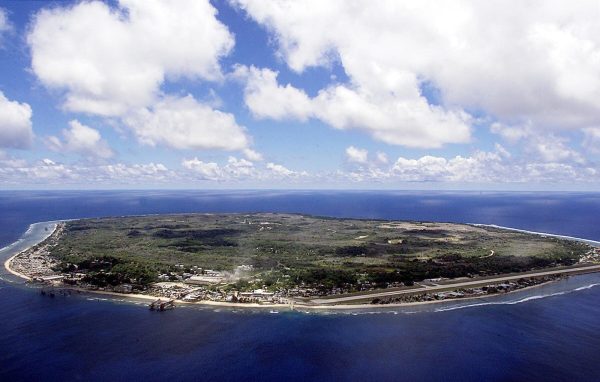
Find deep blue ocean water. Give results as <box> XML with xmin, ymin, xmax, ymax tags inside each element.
<box><xmin>1</xmin><ymin>190</ymin><xmax>600</xmax><ymax>381</ymax></box>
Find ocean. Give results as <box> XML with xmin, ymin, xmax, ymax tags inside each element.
<box><xmin>1</xmin><ymin>190</ymin><xmax>600</xmax><ymax>381</ymax></box>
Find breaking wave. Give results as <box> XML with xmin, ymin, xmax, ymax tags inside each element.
<box><xmin>434</xmin><ymin>283</ymin><xmax>600</xmax><ymax>312</ymax></box>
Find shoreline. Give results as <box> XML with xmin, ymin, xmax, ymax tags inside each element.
<box><xmin>51</xmin><ymin>278</ymin><xmax>564</xmax><ymax>311</ymax></box>
<box><xmin>4</xmin><ymin>219</ymin><xmax>600</xmax><ymax>311</ymax></box>
<box><xmin>473</xmin><ymin>223</ymin><xmax>600</xmax><ymax>247</ymax></box>
<box><xmin>3</xmin><ymin>221</ymin><xmax>60</xmax><ymax>281</ymax></box>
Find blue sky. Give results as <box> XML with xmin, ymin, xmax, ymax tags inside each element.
<box><xmin>0</xmin><ymin>0</ymin><xmax>599</xmax><ymax>190</ymax></box>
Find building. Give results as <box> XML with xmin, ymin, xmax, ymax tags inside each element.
<box><xmin>185</xmin><ymin>275</ymin><xmax>225</xmax><ymax>285</ymax></box>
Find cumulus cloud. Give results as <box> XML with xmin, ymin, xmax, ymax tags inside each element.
<box><xmin>0</xmin><ymin>91</ymin><xmax>34</xmax><ymax>149</ymax></box>
<box><xmin>233</xmin><ymin>0</ymin><xmax>600</xmax><ymax>144</ymax></box>
<box><xmin>2</xmin><ymin>147</ymin><xmax>598</xmax><ymax>186</ymax></box>
<box><xmin>490</xmin><ymin>122</ymin><xmax>532</xmax><ymax>144</ymax></box>
<box><xmin>28</xmin><ymin>0</ymin><xmax>233</xmax><ymax>116</ymax></box>
<box><xmin>182</xmin><ymin>158</ymin><xmax>223</xmax><ymax>180</ymax></box>
<box><xmin>391</xmin><ymin>148</ymin><xmax>511</xmax><ymax>182</ymax></box>
<box><xmin>47</xmin><ymin>120</ymin><xmax>113</xmax><ymax>159</ymax></box>
<box><xmin>225</xmin><ymin>156</ymin><xmax>255</xmax><ymax>178</ymax></box>
<box><xmin>345</xmin><ymin>146</ymin><xmax>368</xmax><ymax>164</ymax></box>
<box><xmin>182</xmin><ymin>156</ymin><xmax>261</xmax><ymax>181</ymax></box>
<box><xmin>583</xmin><ymin>128</ymin><xmax>600</xmax><ymax>153</ymax></box>
<box><xmin>530</xmin><ymin>135</ymin><xmax>584</xmax><ymax>164</ymax></box>
<box><xmin>235</xmin><ymin>65</ymin><xmax>471</xmax><ymax>148</ymax></box>
<box><xmin>376</xmin><ymin>152</ymin><xmax>389</xmax><ymax>164</ymax></box>
<box><xmin>0</xmin><ymin>157</ymin><xmax>171</xmax><ymax>185</ymax></box>
<box><xmin>0</xmin><ymin>158</ymin><xmax>73</xmax><ymax>182</ymax></box>
<box><xmin>27</xmin><ymin>0</ymin><xmax>261</xmax><ymax>158</ymax></box>
<box><xmin>243</xmin><ymin>148</ymin><xmax>263</xmax><ymax>161</ymax></box>
<box><xmin>343</xmin><ymin>147</ymin><xmax>391</xmax><ymax>168</ymax></box>
<box><xmin>335</xmin><ymin>143</ymin><xmax>599</xmax><ymax>184</ymax></box>
<box><xmin>266</xmin><ymin>162</ymin><xmax>295</xmax><ymax>177</ymax></box>
<box><xmin>233</xmin><ymin>65</ymin><xmax>312</xmax><ymax>121</ymax></box>
<box><xmin>182</xmin><ymin>155</ymin><xmax>306</xmax><ymax>181</ymax></box>
<box><xmin>191</xmin><ymin>142</ymin><xmax>590</xmax><ymax>186</ymax></box>
<box><xmin>102</xmin><ymin>162</ymin><xmax>170</xmax><ymax>182</ymax></box>
<box><xmin>491</xmin><ymin>122</ymin><xmax>584</xmax><ymax>163</ymax></box>
<box><xmin>123</xmin><ymin>95</ymin><xmax>250</xmax><ymax>151</ymax></box>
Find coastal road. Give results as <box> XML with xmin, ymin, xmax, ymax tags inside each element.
<box><xmin>310</xmin><ymin>263</ymin><xmax>600</xmax><ymax>305</ymax></box>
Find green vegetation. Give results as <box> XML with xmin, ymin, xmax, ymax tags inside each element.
<box><xmin>49</xmin><ymin>213</ymin><xmax>589</xmax><ymax>290</ymax></box>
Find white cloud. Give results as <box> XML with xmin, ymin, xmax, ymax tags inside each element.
<box><xmin>47</xmin><ymin>120</ymin><xmax>113</xmax><ymax>159</ymax></box>
<box><xmin>182</xmin><ymin>156</ymin><xmax>258</xmax><ymax>180</ymax></box>
<box><xmin>182</xmin><ymin>156</ymin><xmax>305</xmax><ymax>181</ymax></box>
<box><xmin>181</xmin><ymin>158</ymin><xmax>222</xmax><ymax>180</ymax></box>
<box><xmin>490</xmin><ymin>122</ymin><xmax>532</xmax><ymax>144</ymax></box>
<box><xmin>27</xmin><ymin>1</ymin><xmax>261</xmax><ymax>157</ymax></box>
<box><xmin>0</xmin><ymin>157</ymin><xmax>171</xmax><ymax>185</ymax></box>
<box><xmin>1</xmin><ymin>148</ymin><xmax>599</xmax><ymax>186</ymax></box>
<box><xmin>376</xmin><ymin>152</ymin><xmax>389</xmax><ymax>164</ymax></box>
<box><xmin>345</xmin><ymin>146</ymin><xmax>368</xmax><ymax>164</ymax></box>
<box><xmin>387</xmin><ymin>150</ymin><xmax>507</xmax><ymax>182</ymax></box>
<box><xmin>583</xmin><ymin>127</ymin><xmax>600</xmax><ymax>153</ymax></box>
<box><xmin>102</xmin><ymin>162</ymin><xmax>169</xmax><ymax>181</ymax></box>
<box><xmin>123</xmin><ymin>95</ymin><xmax>250</xmax><ymax>151</ymax></box>
<box><xmin>235</xmin><ymin>65</ymin><xmax>471</xmax><ymax>148</ymax></box>
<box><xmin>530</xmin><ymin>135</ymin><xmax>584</xmax><ymax>164</ymax></box>
<box><xmin>233</xmin><ymin>0</ymin><xmax>600</xmax><ymax>142</ymax></box>
<box><xmin>491</xmin><ymin>122</ymin><xmax>584</xmax><ymax>163</ymax></box>
<box><xmin>266</xmin><ymin>162</ymin><xmax>295</xmax><ymax>177</ymax></box>
<box><xmin>401</xmin><ymin>148</ymin><xmax>516</xmax><ymax>183</ymax></box>
<box><xmin>0</xmin><ymin>158</ymin><xmax>74</xmax><ymax>182</ymax></box>
<box><xmin>344</xmin><ymin>145</ymin><xmax>516</xmax><ymax>183</ymax></box>
<box><xmin>28</xmin><ymin>0</ymin><xmax>234</xmax><ymax>116</ymax></box>
<box><xmin>392</xmin><ymin>156</ymin><xmax>452</xmax><ymax>181</ymax></box>
<box><xmin>243</xmin><ymin>148</ymin><xmax>263</xmax><ymax>161</ymax></box>
<box><xmin>0</xmin><ymin>91</ymin><xmax>34</xmax><ymax>149</ymax></box>
<box><xmin>225</xmin><ymin>156</ymin><xmax>255</xmax><ymax>177</ymax></box>
<box><xmin>0</xmin><ymin>8</ymin><xmax>11</xmax><ymax>36</ymax></box>
<box><xmin>0</xmin><ymin>151</ymin><xmax>27</xmax><ymax>168</ymax></box>
<box><xmin>344</xmin><ymin>147</ymin><xmax>390</xmax><ymax>168</ymax></box>
<box><xmin>312</xmin><ymin>84</ymin><xmax>471</xmax><ymax>148</ymax></box>
<box><xmin>337</xmin><ymin>143</ymin><xmax>598</xmax><ymax>184</ymax></box>
<box><xmin>233</xmin><ymin>65</ymin><xmax>312</xmax><ymax>121</ymax></box>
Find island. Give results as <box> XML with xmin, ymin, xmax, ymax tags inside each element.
<box><xmin>7</xmin><ymin>213</ymin><xmax>600</xmax><ymax>309</ymax></box>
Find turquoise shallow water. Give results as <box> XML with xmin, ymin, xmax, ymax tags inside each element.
<box><xmin>1</xmin><ymin>190</ymin><xmax>600</xmax><ymax>381</ymax></box>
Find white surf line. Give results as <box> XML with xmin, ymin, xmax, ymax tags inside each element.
<box><xmin>311</xmin><ymin>264</ymin><xmax>600</xmax><ymax>304</ymax></box>
<box><xmin>434</xmin><ymin>282</ymin><xmax>600</xmax><ymax>312</ymax></box>
<box><xmin>2</xmin><ymin>221</ymin><xmax>63</xmax><ymax>280</ymax></box>
<box><xmin>472</xmin><ymin>224</ymin><xmax>600</xmax><ymax>247</ymax></box>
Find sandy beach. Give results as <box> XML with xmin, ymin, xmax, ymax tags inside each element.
<box><xmin>3</xmin><ymin>222</ymin><xmax>59</xmax><ymax>281</ymax></box>
<box><xmin>4</xmin><ymin>255</ymin><xmax>33</xmax><ymax>281</ymax></box>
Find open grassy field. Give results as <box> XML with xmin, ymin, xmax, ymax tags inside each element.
<box><xmin>49</xmin><ymin>213</ymin><xmax>589</xmax><ymax>289</ymax></box>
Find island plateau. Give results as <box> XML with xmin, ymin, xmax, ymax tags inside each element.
<box><xmin>8</xmin><ymin>213</ymin><xmax>600</xmax><ymax>308</ymax></box>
